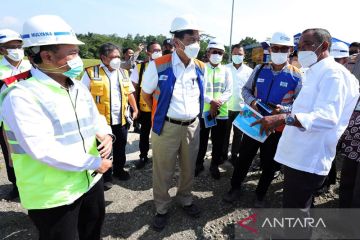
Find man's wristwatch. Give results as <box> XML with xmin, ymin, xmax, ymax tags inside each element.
<box><xmin>285</xmin><ymin>114</ymin><xmax>295</xmax><ymax>126</ymax></box>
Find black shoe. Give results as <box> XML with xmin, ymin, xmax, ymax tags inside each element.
<box><xmin>135</xmin><ymin>156</ymin><xmax>148</xmax><ymax>169</ymax></box>
<box><xmin>152</xmin><ymin>213</ymin><xmax>167</xmax><ymax>231</ymax></box>
<box><xmin>195</xmin><ymin>165</ymin><xmax>204</xmax><ymax>177</ymax></box>
<box><xmin>4</xmin><ymin>186</ymin><xmax>19</xmax><ymax>201</ymax></box>
<box><xmin>117</xmin><ymin>169</ymin><xmax>130</xmax><ymax>181</ymax></box>
<box><xmin>103</xmin><ymin>181</ymin><xmax>113</xmax><ymax>191</ymax></box>
<box><xmin>182</xmin><ymin>204</ymin><xmax>201</xmax><ymax>218</ymax></box>
<box><xmin>209</xmin><ymin>165</ymin><xmax>220</xmax><ymax>180</ymax></box>
<box><xmin>223</xmin><ymin>188</ymin><xmax>241</xmax><ymax>203</ymax></box>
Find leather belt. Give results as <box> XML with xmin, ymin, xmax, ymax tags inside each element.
<box><xmin>165</xmin><ymin>116</ymin><xmax>196</xmax><ymax>126</ymax></box>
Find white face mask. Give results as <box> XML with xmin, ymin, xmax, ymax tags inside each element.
<box><xmin>271</xmin><ymin>52</ymin><xmax>288</xmax><ymax>65</ymax></box>
<box><xmin>232</xmin><ymin>55</ymin><xmax>244</xmax><ymax>64</ymax></box>
<box><xmin>109</xmin><ymin>58</ymin><xmax>121</xmax><ymax>70</ymax></box>
<box><xmin>7</xmin><ymin>48</ymin><xmax>24</xmax><ymax>62</ymax></box>
<box><xmin>298</xmin><ymin>42</ymin><xmax>323</xmax><ymax>68</ymax></box>
<box><xmin>209</xmin><ymin>54</ymin><xmax>223</xmax><ymax>65</ymax></box>
<box><xmin>179</xmin><ymin>40</ymin><xmax>200</xmax><ymax>59</ymax></box>
<box><xmin>151</xmin><ymin>51</ymin><xmax>162</xmax><ymax>60</ymax></box>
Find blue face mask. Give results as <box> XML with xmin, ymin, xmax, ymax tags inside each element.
<box><xmin>62</xmin><ymin>56</ymin><xmax>84</xmax><ymax>79</ymax></box>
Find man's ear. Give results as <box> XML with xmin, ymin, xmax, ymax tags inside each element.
<box><xmin>39</xmin><ymin>50</ymin><xmax>53</xmax><ymax>64</ymax></box>
<box><xmin>0</xmin><ymin>47</ymin><xmax>7</xmax><ymax>56</ymax></box>
<box><xmin>322</xmin><ymin>41</ymin><xmax>330</xmax><ymax>52</ymax></box>
<box><xmin>173</xmin><ymin>38</ymin><xmax>181</xmax><ymax>49</ymax></box>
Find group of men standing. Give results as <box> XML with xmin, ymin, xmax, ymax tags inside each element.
<box><xmin>1</xmin><ymin>13</ymin><xmax>360</xmax><ymax>240</ymax></box>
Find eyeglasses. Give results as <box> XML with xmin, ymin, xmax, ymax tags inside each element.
<box><xmin>211</xmin><ymin>50</ymin><xmax>224</xmax><ymax>55</ymax></box>
<box><xmin>1</xmin><ymin>45</ymin><xmax>23</xmax><ymax>50</ymax></box>
<box><xmin>270</xmin><ymin>46</ymin><xmax>290</xmax><ymax>53</ymax></box>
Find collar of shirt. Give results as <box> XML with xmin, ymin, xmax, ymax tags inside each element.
<box><xmin>206</xmin><ymin>62</ymin><xmax>222</xmax><ymax>70</ymax></box>
<box><xmin>100</xmin><ymin>62</ymin><xmax>118</xmax><ymax>76</ymax></box>
<box><xmin>1</xmin><ymin>57</ymin><xmax>19</xmax><ymax>70</ymax></box>
<box><xmin>229</xmin><ymin>63</ymin><xmax>244</xmax><ymax>72</ymax></box>
<box><xmin>30</xmin><ymin>68</ymin><xmax>78</xmax><ymax>91</ymax></box>
<box><xmin>171</xmin><ymin>51</ymin><xmax>195</xmax><ymax>69</ymax></box>
<box><xmin>269</xmin><ymin>62</ymin><xmax>289</xmax><ymax>74</ymax></box>
<box><xmin>308</xmin><ymin>56</ymin><xmax>332</xmax><ymax>74</ymax></box>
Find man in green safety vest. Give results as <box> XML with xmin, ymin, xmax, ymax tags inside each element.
<box><xmin>0</xmin><ymin>15</ymin><xmax>113</xmax><ymax>240</ymax></box>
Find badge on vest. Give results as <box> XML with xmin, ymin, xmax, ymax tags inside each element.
<box><xmin>257</xmin><ymin>78</ymin><xmax>265</xmax><ymax>83</ymax></box>
<box><xmin>159</xmin><ymin>75</ymin><xmax>168</xmax><ymax>81</ymax></box>
<box><xmin>280</xmin><ymin>81</ymin><xmax>288</xmax><ymax>87</ymax></box>
<box><xmin>92</xmin><ymin>77</ymin><xmax>102</xmax><ymax>81</ymax></box>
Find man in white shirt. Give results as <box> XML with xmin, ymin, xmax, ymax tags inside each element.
<box><xmin>82</xmin><ymin>43</ymin><xmax>138</xmax><ymax>189</ymax></box>
<box><xmin>1</xmin><ymin>15</ymin><xmax>113</xmax><ymax>239</ymax></box>
<box><xmin>130</xmin><ymin>41</ymin><xmax>162</xmax><ymax>169</ymax></box>
<box><xmin>0</xmin><ymin>28</ymin><xmax>31</xmax><ymax>200</ymax></box>
<box><xmin>141</xmin><ymin>15</ymin><xmax>205</xmax><ymax>231</ymax></box>
<box><xmin>253</xmin><ymin>28</ymin><xmax>359</xmax><ymax>238</ymax></box>
<box><xmin>195</xmin><ymin>39</ymin><xmax>232</xmax><ymax>179</ymax></box>
<box><xmin>222</xmin><ymin>44</ymin><xmax>252</xmax><ymax>164</ymax></box>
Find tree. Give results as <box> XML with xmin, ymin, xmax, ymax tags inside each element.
<box><xmin>239</xmin><ymin>37</ymin><xmax>259</xmax><ymax>63</ymax></box>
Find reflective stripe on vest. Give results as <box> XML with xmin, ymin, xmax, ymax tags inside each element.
<box><xmin>85</xmin><ymin>65</ymin><xmax>129</xmax><ymax>125</ymax></box>
<box><xmin>204</xmin><ymin>64</ymin><xmax>228</xmax><ymax>118</ymax></box>
<box><xmin>0</xmin><ymin>77</ymin><xmax>100</xmax><ymax>209</ymax></box>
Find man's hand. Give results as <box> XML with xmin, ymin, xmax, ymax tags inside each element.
<box><xmin>250</xmin><ymin>100</ymin><xmax>259</xmax><ymax>112</ymax></box>
<box><xmin>137</xmin><ymin>43</ymin><xmax>145</xmax><ymax>52</ymax></box>
<box><xmin>96</xmin><ymin>158</ymin><xmax>113</xmax><ymax>174</ymax></box>
<box><xmin>132</xmin><ymin>109</ymin><xmax>139</xmax><ymax>120</ymax></box>
<box><xmin>251</xmin><ymin>114</ymin><xmax>286</xmax><ymax>136</ymax></box>
<box><xmin>210</xmin><ymin>99</ymin><xmax>222</xmax><ymax>118</ymax></box>
<box><xmin>96</xmin><ymin>133</ymin><xmax>113</xmax><ymax>158</ymax></box>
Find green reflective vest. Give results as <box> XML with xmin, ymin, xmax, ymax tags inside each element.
<box><xmin>204</xmin><ymin>64</ymin><xmax>229</xmax><ymax>118</ymax></box>
<box><xmin>1</xmin><ymin>76</ymin><xmax>101</xmax><ymax>210</ymax></box>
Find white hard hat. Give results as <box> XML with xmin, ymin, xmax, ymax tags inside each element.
<box><xmin>270</xmin><ymin>32</ymin><xmax>294</xmax><ymax>46</ymax></box>
<box><xmin>22</xmin><ymin>15</ymin><xmax>84</xmax><ymax>48</ymax></box>
<box><xmin>170</xmin><ymin>14</ymin><xmax>201</xmax><ymax>33</ymax></box>
<box><xmin>206</xmin><ymin>38</ymin><xmax>225</xmax><ymax>51</ymax></box>
<box><xmin>0</xmin><ymin>29</ymin><xmax>22</xmax><ymax>44</ymax></box>
<box><xmin>330</xmin><ymin>42</ymin><xmax>349</xmax><ymax>58</ymax></box>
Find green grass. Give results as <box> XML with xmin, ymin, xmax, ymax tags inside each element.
<box><xmin>82</xmin><ymin>58</ymin><xmax>100</xmax><ymax>68</ymax></box>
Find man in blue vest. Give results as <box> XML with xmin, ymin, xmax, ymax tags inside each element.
<box><xmin>141</xmin><ymin>14</ymin><xmax>204</xmax><ymax>231</ymax></box>
<box><xmin>223</xmin><ymin>32</ymin><xmax>302</xmax><ymax>208</ymax></box>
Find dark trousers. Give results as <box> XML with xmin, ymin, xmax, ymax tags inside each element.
<box><xmin>103</xmin><ymin>124</ymin><xmax>128</xmax><ymax>182</ymax></box>
<box><xmin>282</xmin><ymin>166</ymin><xmax>327</xmax><ymax>239</ymax></box>
<box><xmin>139</xmin><ymin>111</ymin><xmax>152</xmax><ymax>158</ymax></box>
<box><xmin>339</xmin><ymin>157</ymin><xmax>360</xmax><ymax>207</ymax></box>
<box><xmin>28</xmin><ymin>179</ymin><xmax>105</xmax><ymax>240</ymax></box>
<box><xmin>196</xmin><ymin>118</ymin><xmax>227</xmax><ymax>168</ymax></box>
<box><xmin>231</xmin><ymin>132</ymin><xmax>282</xmax><ymax>200</ymax></box>
<box><xmin>222</xmin><ymin>110</ymin><xmax>243</xmax><ymax>160</ymax></box>
<box><xmin>0</xmin><ymin>124</ymin><xmax>16</xmax><ymax>185</ymax></box>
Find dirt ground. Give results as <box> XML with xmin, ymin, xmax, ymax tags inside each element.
<box><xmin>0</xmin><ymin>127</ymin><xmax>340</xmax><ymax>240</ymax></box>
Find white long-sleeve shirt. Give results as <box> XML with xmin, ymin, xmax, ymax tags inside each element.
<box><xmin>275</xmin><ymin>57</ymin><xmax>360</xmax><ymax>175</ymax></box>
<box><xmin>225</xmin><ymin>63</ymin><xmax>253</xmax><ymax>111</ymax></box>
<box><xmin>1</xmin><ymin>68</ymin><xmax>112</xmax><ymax>171</ymax></box>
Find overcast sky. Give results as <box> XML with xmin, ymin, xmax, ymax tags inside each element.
<box><xmin>2</xmin><ymin>0</ymin><xmax>359</xmax><ymax>45</ymax></box>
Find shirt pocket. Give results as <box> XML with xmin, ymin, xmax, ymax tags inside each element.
<box><xmin>90</xmin><ymin>81</ymin><xmax>104</xmax><ymax>96</ymax></box>
<box><xmin>122</xmin><ymin>81</ymin><xmax>130</xmax><ymax>94</ymax></box>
